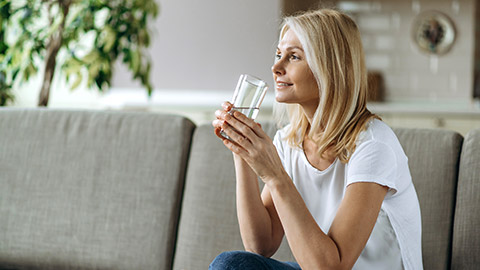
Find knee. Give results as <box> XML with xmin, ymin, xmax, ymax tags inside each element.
<box><xmin>209</xmin><ymin>251</ymin><xmax>266</xmax><ymax>270</ymax></box>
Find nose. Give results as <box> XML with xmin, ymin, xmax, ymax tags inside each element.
<box><xmin>272</xmin><ymin>58</ymin><xmax>285</xmax><ymax>76</ymax></box>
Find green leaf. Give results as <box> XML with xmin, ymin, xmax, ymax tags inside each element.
<box><xmin>102</xmin><ymin>25</ymin><xmax>116</xmax><ymax>52</ymax></box>
<box><xmin>82</xmin><ymin>50</ymin><xmax>100</xmax><ymax>64</ymax></box>
<box><xmin>130</xmin><ymin>49</ymin><xmax>140</xmax><ymax>74</ymax></box>
<box><xmin>63</xmin><ymin>58</ymin><xmax>81</xmax><ymax>82</ymax></box>
<box><xmin>23</xmin><ymin>62</ymin><xmax>37</xmax><ymax>80</ymax></box>
<box><xmin>70</xmin><ymin>72</ymin><xmax>83</xmax><ymax>90</ymax></box>
<box><xmin>1</xmin><ymin>0</ymin><xmax>159</xmax><ymax>106</ymax></box>
<box><xmin>88</xmin><ymin>61</ymin><xmax>101</xmax><ymax>85</ymax></box>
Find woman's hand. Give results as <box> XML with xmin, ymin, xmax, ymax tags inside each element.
<box><xmin>212</xmin><ymin>102</ymin><xmax>287</xmax><ymax>183</ymax></box>
<box><xmin>212</xmin><ymin>101</ymin><xmax>234</xmax><ymax>138</ymax></box>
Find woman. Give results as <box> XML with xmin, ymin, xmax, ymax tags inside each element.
<box><xmin>211</xmin><ymin>9</ymin><xmax>422</xmax><ymax>270</ymax></box>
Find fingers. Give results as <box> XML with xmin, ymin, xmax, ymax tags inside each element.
<box><xmin>223</xmin><ymin>137</ymin><xmax>248</xmax><ymax>157</ymax></box>
<box><xmin>212</xmin><ymin>107</ymin><xmax>229</xmax><ymax>130</ymax></box>
<box><xmin>221</xmin><ymin>121</ymin><xmax>253</xmax><ymax>148</ymax></box>
<box><xmin>212</xmin><ymin>118</ymin><xmax>224</xmax><ymax>129</ymax></box>
<box><xmin>212</xmin><ymin>101</ymin><xmax>234</xmax><ymax>140</ymax></box>
<box><xmin>213</xmin><ymin>126</ymin><xmax>224</xmax><ymax>138</ymax></box>
<box><xmin>213</xmin><ymin>101</ymin><xmax>233</xmax><ymax>125</ymax></box>
<box><xmin>230</xmin><ymin>111</ymin><xmax>265</xmax><ymax>139</ymax></box>
<box><xmin>222</xmin><ymin>101</ymin><xmax>233</xmax><ymax>112</ymax></box>
<box><xmin>212</xmin><ymin>101</ymin><xmax>265</xmax><ymax>146</ymax></box>
<box><xmin>212</xmin><ymin>124</ymin><xmax>247</xmax><ymax>156</ymax></box>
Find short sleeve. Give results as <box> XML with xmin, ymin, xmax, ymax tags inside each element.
<box><xmin>347</xmin><ymin>140</ymin><xmax>398</xmax><ymax>196</ymax></box>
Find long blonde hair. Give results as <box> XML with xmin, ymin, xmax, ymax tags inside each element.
<box><xmin>275</xmin><ymin>9</ymin><xmax>379</xmax><ymax>163</ymax></box>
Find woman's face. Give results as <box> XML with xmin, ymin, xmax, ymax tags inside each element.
<box><xmin>272</xmin><ymin>29</ymin><xmax>319</xmax><ymax>111</ymax></box>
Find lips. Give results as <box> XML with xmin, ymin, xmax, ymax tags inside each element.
<box><xmin>276</xmin><ymin>81</ymin><xmax>293</xmax><ymax>87</ymax></box>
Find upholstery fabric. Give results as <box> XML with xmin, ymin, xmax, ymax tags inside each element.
<box><xmin>0</xmin><ymin>109</ymin><xmax>195</xmax><ymax>270</ymax></box>
<box><xmin>174</xmin><ymin>125</ymin><xmax>464</xmax><ymax>270</ymax></box>
<box><xmin>173</xmin><ymin>122</ymin><xmax>295</xmax><ymax>270</ymax></box>
<box><xmin>393</xmin><ymin>128</ymin><xmax>463</xmax><ymax>270</ymax></box>
<box><xmin>1</xmin><ymin>109</ymin><xmax>471</xmax><ymax>270</ymax></box>
<box><xmin>452</xmin><ymin>129</ymin><xmax>480</xmax><ymax>270</ymax></box>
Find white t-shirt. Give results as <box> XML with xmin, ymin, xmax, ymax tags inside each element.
<box><xmin>273</xmin><ymin>119</ymin><xmax>423</xmax><ymax>270</ymax></box>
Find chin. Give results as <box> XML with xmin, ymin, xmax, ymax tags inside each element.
<box><xmin>275</xmin><ymin>94</ymin><xmax>287</xmax><ymax>103</ymax></box>
<box><xmin>275</xmin><ymin>94</ymin><xmax>295</xmax><ymax>104</ymax></box>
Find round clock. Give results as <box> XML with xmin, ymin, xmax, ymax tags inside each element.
<box><xmin>412</xmin><ymin>11</ymin><xmax>456</xmax><ymax>55</ymax></box>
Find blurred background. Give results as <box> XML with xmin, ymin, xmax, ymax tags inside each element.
<box><xmin>3</xmin><ymin>0</ymin><xmax>480</xmax><ymax>135</ymax></box>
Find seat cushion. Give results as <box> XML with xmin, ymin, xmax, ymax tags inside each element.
<box><xmin>452</xmin><ymin>129</ymin><xmax>480</xmax><ymax>269</ymax></box>
<box><xmin>393</xmin><ymin>128</ymin><xmax>463</xmax><ymax>270</ymax></box>
<box><xmin>0</xmin><ymin>109</ymin><xmax>195</xmax><ymax>270</ymax></box>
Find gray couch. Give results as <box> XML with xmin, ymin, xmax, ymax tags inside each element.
<box><xmin>0</xmin><ymin>109</ymin><xmax>478</xmax><ymax>270</ymax></box>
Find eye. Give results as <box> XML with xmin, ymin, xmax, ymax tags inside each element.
<box><xmin>275</xmin><ymin>53</ymin><xmax>282</xmax><ymax>60</ymax></box>
<box><xmin>290</xmin><ymin>54</ymin><xmax>300</xmax><ymax>60</ymax></box>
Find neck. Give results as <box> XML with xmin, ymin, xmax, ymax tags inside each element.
<box><xmin>300</xmin><ymin>99</ymin><xmax>319</xmax><ymax>125</ymax></box>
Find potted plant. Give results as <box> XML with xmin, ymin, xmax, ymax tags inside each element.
<box><xmin>0</xmin><ymin>0</ymin><xmax>158</xmax><ymax>107</ymax></box>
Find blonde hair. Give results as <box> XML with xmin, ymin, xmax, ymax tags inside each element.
<box><xmin>274</xmin><ymin>9</ymin><xmax>379</xmax><ymax>163</ymax></box>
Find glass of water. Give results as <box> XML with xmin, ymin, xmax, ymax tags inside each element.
<box><xmin>221</xmin><ymin>74</ymin><xmax>268</xmax><ymax>139</ymax></box>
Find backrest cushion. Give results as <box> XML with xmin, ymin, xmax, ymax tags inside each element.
<box><xmin>393</xmin><ymin>128</ymin><xmax>463</xmax><ymax>270</ymax></box>
<box><xmin>0</xmin><ymin>109</ymin><xmax>194</xmax><ymax>270</ymax></box>
<box><xmin>452</xmin><ymin>129</ymin><xmax>480</xmax><ymax>269</ymax></box>
<box><xmin>173</xmin><ymin>124</ymin><xmax>463</xmax><ymax>270</ymax></box>
<box><xmin>173</xmin><ymin>122</ymin><xmax>294</xmax><ymax>270</ymax></box>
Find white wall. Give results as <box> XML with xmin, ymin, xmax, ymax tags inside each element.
<box><xmin>10</xmin><ymin>0</ymin><xmax>283</xmax><ymax>109</ymax></box>
<box><xmin>339</xmin><ymin>0</ymin><xmax>476</xmax><ymax>102</ymax></box>
<box><xmin>112</xmin><ymin>0</ymin><xmax>282</xmax><ymax>92</ymax></box>
<box><xmin>10</xmin><ymin>0</ymin><xmax>478</xmax><ymax>120</ymax></box>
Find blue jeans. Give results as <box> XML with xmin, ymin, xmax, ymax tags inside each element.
<box><xmin>209</xmin><ymin>251</ymin><xmax>301</xmax><ymax>270</ymax></box>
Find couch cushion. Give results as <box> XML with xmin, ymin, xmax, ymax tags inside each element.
<box><xmin>0</xmin><ymin>109</ymin><xmax>194</xmax><ymax>270</ymax></box>
<box><xmin>174</xmin><ymin>124</ymin><xmax>463</xmax><ymax>269</ymax></box>
<box><xmin>452</xmin><ymin>129</ymin><xmax>480</xmax><ymax>270</ymax></box>
<box><xmin>173</xmin><ymin>122</ymin><xmax>294</xmax><ymax>270</ymax></box>
<box><xmin>393</xmin><ymin>128</ymin><xmax>463</xmax><ymax>270</ymax></box>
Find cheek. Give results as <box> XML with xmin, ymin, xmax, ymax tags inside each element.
<box><xmin>296</xmin><ymin>70</ymin><xmax>317</xmax><ymax>92</ymax></box>
<box><xmin>307</xmin><ymin>75</ymin><xmax>318</xmax><ymax>93</ymax></box>
<box><xmin>305</xmin><ymin>71</ymin><xmax>318</xmax><ymax>91</ymax></box>
<box><xmin>296</xmin><ymin>82</ymin><xmax>318</xmax><ymax>102</ymax></box>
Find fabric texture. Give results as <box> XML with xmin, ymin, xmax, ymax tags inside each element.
<box><xmin>173</xmin><ymin>122</ymin><xmax>295</xmax><ymax>270</ymax></box>
<box><xmin>273</xmin><ymin>119</ymin><xmax>417</xmax><ymax>270</ymax></box>
<box><xmin>0</xmin><ymin>109</ymin><xmax>195</xmax><ymax>270</ymax></box>
<box><xmin>209</xmin><ymin>251</ymin><xmax>301</xmax><ymax>270</ymax></box>
<box><xmin>393</xmin><ymin>127</ymin><xmax>463</xmax><ymax>270</ymax></box>
<box><xmin>451</xmin><ymin>129</ymin><xmax>480</xmax><ymax>270</ymax></box>
<box><xmin>1</xmin><ymin>108</ymin><xmax>468</xmax><ymax>269</ymax></box>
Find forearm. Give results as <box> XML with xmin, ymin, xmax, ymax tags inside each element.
<box><xmin>266</xmin><ymin>178</ymin><xmax>341</xmax><ymax>269</ymax></box>
<box><xmin>234</xmin><ymin>154</ymin><xmax>277</xmax><ymax>256</ymax></box>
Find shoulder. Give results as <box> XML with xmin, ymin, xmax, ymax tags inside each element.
<box><xmin>347</xmin><ymin>120</ymin><xmax>404</xmax><ymax>194</ymax></box>
<box><xmin>369</xmin><ymin>119</ymin><xmax>398</xmax><ymax>142</ymax></box>
<box><xmin>350</xmin><ymin>119</ymin><xmax>405</xmax><ymax>167</ymax></box>
<box><xmin>356</xmin><ymin>119</ymin><xmax>398</xmax><ymax>146</ymax></box>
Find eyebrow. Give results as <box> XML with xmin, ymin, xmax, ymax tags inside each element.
<box><xmin>277</xmin><ymin>46</ymin><xmax>304</xmax><ymax>52</ymax></box>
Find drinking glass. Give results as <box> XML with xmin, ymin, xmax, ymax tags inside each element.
<box><xmin>220</xmin><ymin>74</ymin><xmax>268</xmax><ymax>139</ymax></box>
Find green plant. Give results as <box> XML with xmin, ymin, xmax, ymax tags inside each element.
<box><xmin>0</xmin><ymin>2</ymin><xmax>14</xmax><ymax>106</ymax></box>
<box><xmin>0</xmin><ymin>0</ymin><xmax>158</xmax><ymax>107</ymax></box>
